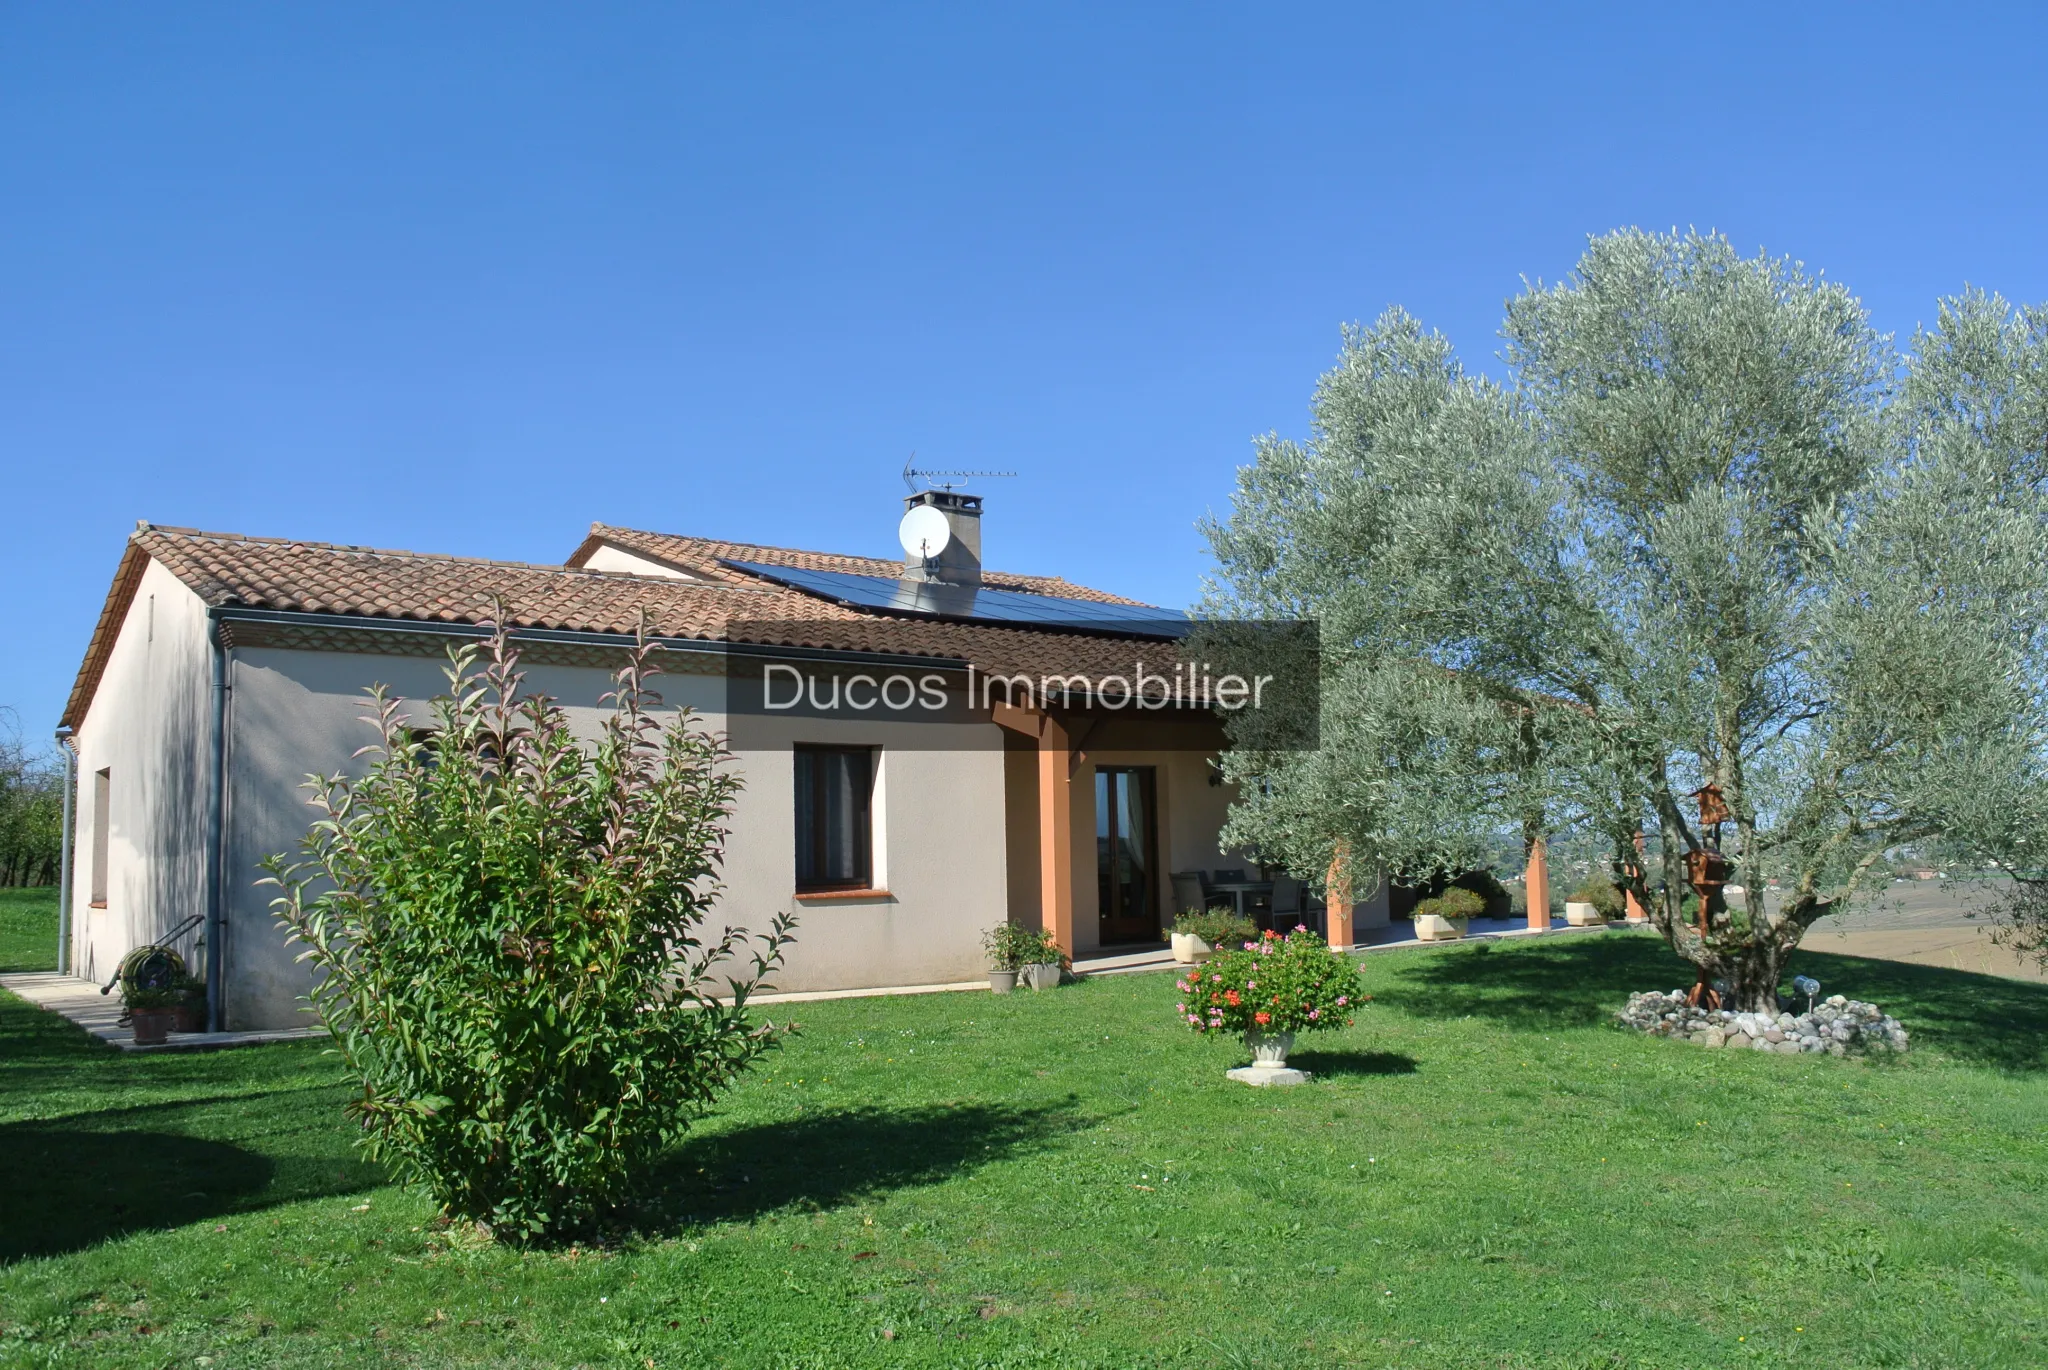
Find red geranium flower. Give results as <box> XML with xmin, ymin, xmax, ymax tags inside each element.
<box><xmin>1254</xmin><ymin>1011</ymin><xmax>1272</xmax><ymax>1026</ymax></box>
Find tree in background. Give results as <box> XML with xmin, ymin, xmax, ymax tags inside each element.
<box><xmin>265</xmin><ymin>626</ymin><xmax>795</xmax><ymax>1241</ymax></box>
<box><xmin>0</xmin><ymin>709</ymin><xmax>64</xmax><ymax>888</ymax></box>
<box><xmin>1205</xmin><ymin>230</ymin><xmax>2048</xmax><ymax>1010</ymax></box>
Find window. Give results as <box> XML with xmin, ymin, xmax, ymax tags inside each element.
<box><xmin>90</xmin><ymin>768</ymin><xmax>110</xmax><ymax>907</ymax></box>
<box><xmin>794</xmin><ymin>746</ymin><xmax>875</xmax><ymax>891</ymax></box>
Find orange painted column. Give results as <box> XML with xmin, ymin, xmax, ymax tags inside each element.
<box><xmin>1625</xmin><ymin>830</ymin><xmax>1648</xmax><ymax>923</ymax></box>
<box><xmin>1525</xmin><ymin>834</ymin><xmax>1551</xmax><ymax>931</ymax></box>
<box><xmin>1036</xmin><ymin>712</ymin><xmax>1075</xmax><ymax>956</ymax></box>
<box><xmin>1325</xmin><ymin>840</ymin><xmax>1355</xmax><ymax>949</ymax></box>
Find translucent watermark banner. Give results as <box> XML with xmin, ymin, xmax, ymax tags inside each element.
<box><xmin>718</xmin><ymin>619</ymin><xmax>1319</xmax><ymax>752</ymax></box>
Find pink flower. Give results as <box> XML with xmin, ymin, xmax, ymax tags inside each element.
<box><xmin>1308</xmin><ymin>1008</ymin><xmax>1321</xmax><ymax>1020</ymax></box>
<box><xmin>1336</xmin><ymin>996</ymin><xmax>1349</xmax><ymax>1006</ymax></box>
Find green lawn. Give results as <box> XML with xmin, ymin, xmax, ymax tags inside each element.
<box><xmin>2</xmin><ymin>919</ymin><xmax>2045</xmax><ymax>1368</ymax></box>
<box><xmin>0</xmin><ymin>887</ymin><xmax>58</xmax><ymax>973</ymax></box>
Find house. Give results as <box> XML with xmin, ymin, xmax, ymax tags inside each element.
<box><xmin>57</xmin><ymin>492</ymin><xmax>1380</xmax><ymax>1030</ymax></box>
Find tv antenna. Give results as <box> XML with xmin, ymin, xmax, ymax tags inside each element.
<box><xmin>901</xmin><ymin>454</ymin><xmax>1016</xmax><ymax>493</ymax></box>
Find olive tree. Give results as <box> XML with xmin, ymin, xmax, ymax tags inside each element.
<box><xmin>1205</xmin><ymin>230</ymin><xmax>2048</xmax><ymax>1010</ymax></box>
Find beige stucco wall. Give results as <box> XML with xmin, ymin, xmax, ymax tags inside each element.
<box><xmin>217</xmin><ymin>638</ymin><xmax>1011</xmax><ymax>1027</ymax></box>
<box><xmin>67</xmin><ymin>560</ymin><xmax>215</xmax><ymax>986</ymax></box>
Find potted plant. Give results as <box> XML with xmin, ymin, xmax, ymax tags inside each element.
<box><xmin>1170</xmin><ymin>909</ymin><xmax>1256</xmax><ymax>964</ymax></box>
<box><xmin>125</xmin><ymin>986</ymin><xmax>182</xmax><ymax>1045</ymax></box>
<box><xmin>1564</xmin><ymin>875</ymin><xmax>1624</xmax><ymax>927</ymax></box>
<box><xmin>171</xmin><ymin>975</ymin><xmax>208</xmax><ymax>1033</ymax></box>
<box><xmin>1412</xmin><ymin>887</ymin><xmax>1482</xmax><ymax>941</ymax></box>
<box><xmin>1176</xmin><ymin>927</ymin><xmax>1364</xmax><ymax>1085</ymax></box>
<box><xmin>981</xmin><ymin>923</ymin><xmax>1038</xmax><ymax>994</ymax></box>
<box><xmin>1020</xmin><ymin>928</ymin><xmax>1067</xmax><ymax>990</ymax></box>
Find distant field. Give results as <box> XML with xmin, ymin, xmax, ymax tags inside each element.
<box><xmin>1803</xmin><ymin>879</ymin><xmax>2042</xmax><ymax>982</ymax></box>
<box><xmin>0</xmin><ymin>887</ymin><xmax>56</xmax><ymax>973</ymax></box>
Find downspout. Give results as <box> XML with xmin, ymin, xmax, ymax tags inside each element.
<box><xmin>205</xmin><ymin>609</ymin><xmax>229</xmax><ymax>1033</ymax></box>
<box><xmin>54</xmin><ymin>728</ymin><xmax>76</xmax><ymax>975</ymax></box>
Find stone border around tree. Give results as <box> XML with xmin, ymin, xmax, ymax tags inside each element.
<box><xmin>1618</xmin><ymin>991</ymin><xmax>1909</xmax><ymax>1056</ymax></box>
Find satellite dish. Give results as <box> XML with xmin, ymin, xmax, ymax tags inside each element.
<box><xmin>898</xmin><ymin>504</ymin><xmax>952</xmax><ymax>560</ymax></box>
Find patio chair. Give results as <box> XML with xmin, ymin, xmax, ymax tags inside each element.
<box><xmin>1271</xmin><ymin>875</ymin><xmax>1323</xmax><ymax>936</ymax></box>
<box><xmin>1170</xmin><ymin>872</ymin><xmax>1209</xmax><ymax>917</ymax></box>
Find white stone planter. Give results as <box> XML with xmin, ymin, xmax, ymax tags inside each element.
<box><xmin>1413</xmin><ymin>913</ymin><xmax>1468</xmax><ymax>942</ymax></box>
<box><xmin>988</xmin><ymin>969</ymin><xmax>1018</xmax><ymax>994</ymax></box>
<box><xmin>1564</xmin><ymin>901</ymin><xmax>1607</xmax><ymax>927</ymax></box>
<box><xmin>1170</xmin><ymin>932</ymin><xmax>1214</xmax><ymax>964</ymax></box>
<box><xmin>1228</xmin><ymin>1029</ymin><xmax>1308</xmax><ymax>1086</ymax></box>
<box><xmin>1022</xmin><ymin>962</ymin><xmax>1062</xmax><ymax>991</ymax></box>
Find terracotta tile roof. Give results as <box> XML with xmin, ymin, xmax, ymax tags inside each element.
<box><xmin>567</xmin><ymin>523</ymin><xmax>1150</xmax><ymax>605</ymax></box>
<box><xmin>62</xmin><ymin>524</ymin><xmax>1183</xmax><ymax>730</ymax></box>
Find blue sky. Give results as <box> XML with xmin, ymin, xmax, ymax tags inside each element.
<box><xmin>4</xmin><ymin>3</ymin><xmax>2045</xmax><ymax>740</ymax></box>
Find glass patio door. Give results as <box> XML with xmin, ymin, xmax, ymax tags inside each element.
<box><xmin>1096</xmin><ymin>766</ymin><xmax>1160</xmax><ymax>945</ymax></box>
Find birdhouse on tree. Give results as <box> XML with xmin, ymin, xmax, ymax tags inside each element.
<box><xmin>1684</xmin><ymin>847</ymin><xmax>1729</xmax><ymax>890</ymax></box>
<box><xmin>1691</xmin><ymin>783</ymin><xmax>1731</xmax><ymax>827</ymax></box>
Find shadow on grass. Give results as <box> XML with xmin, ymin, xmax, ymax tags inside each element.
<box><xmin>1287</xmin><ymin>1049</ymin><xmax>1418</xmax><ymax>1078</ymax></box>
<box><xmin>0</xmin><ymin>1126</ymin><xmax>276</xmax><ymax>1261</ymax></box>
<box><xmin>644</xmin><ymin>1100</ymin><xmax>1091</xmax><ymax>1230</ymax></box>
<box><xmin>1373</xmin><ymin>931</ymin><xmax>2048</xmax><ymax>1071</ymax></box>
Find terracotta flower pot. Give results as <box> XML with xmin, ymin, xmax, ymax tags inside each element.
<box><xmin>130</xmin><ymin>1008</ymin><xmax>176</xmax><ymax>1046</ymax></box>
<box><xmin>172</xmin><ymin>1000</ymin><xmax>206</xmax><ymax>1033</ymax></box>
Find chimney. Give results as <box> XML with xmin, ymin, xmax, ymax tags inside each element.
<box><xmin>900</xmin><ymin>489</ymin><xmax>983</xmax><ymax>587</ymax></box>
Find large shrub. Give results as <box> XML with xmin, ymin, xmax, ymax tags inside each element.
<box><xmin>263</xmin><ymin>628</ymin><xmax>794</xmax><ymax>1241</ymax></box>
<box><xmin>1175</xmin><ymin>928</ymin><xmax>1364</xmax><ymax>1037</ymax></box>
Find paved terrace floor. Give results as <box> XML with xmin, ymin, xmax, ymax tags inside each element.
<box><xmin>0</xmin><ymin>972</ymin><xmax>325</xmax><ymax>1052</ymax></box>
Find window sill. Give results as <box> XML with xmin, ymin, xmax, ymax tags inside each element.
<box><xmin>88</xmin><ymin>900</ymin><xmax>107</xmax><ymax>910</ymax></box>
<box><xmin>794</xmin><ymin>888</ymin><xmax>894</xmax><ymax>903</ymax></box>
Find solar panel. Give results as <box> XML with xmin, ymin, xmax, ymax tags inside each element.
<box><xmin>720</xmin><ymin>560</ymin><xmax>1191</xmax><ymax>639</ymax></box>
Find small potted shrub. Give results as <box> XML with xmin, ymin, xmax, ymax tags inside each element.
<box><xmin>1020</xmin><ymin>928</ymin><xmax>1067</xmax><ymax>990</ymax></box>
<box><xmin>982</xmin><ymin>923</ymin><xmax>1038</xmax><ymax>994</ymax></box>
<box><xmin>1175</xmin><ymin>927</ymin><xmax>1364</xmax><ymax>1084</ymax></box>
<box><xmin>1564</xmin><ymin>875</ymin><xmax>1623</xmax><ymax>927</ymax></box>
<box><xmin>1412</xmin><ymin>887</ymin><xmax>1482</xmax><ymax>941</ymax></box>
<box><xmin>1171</xmin><ymin>909</ymin><xmax>1256</xmax><ymax>964</ymax></box>
<box><xmin>125</xmin><ymin>986</ymin><xmax>182</xmax><ymax>1045</ymax></box>
<box><xmin>171</xmin><ymin>975</ymin><xmax>208</xmax><ymax>1033</ymax></box>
